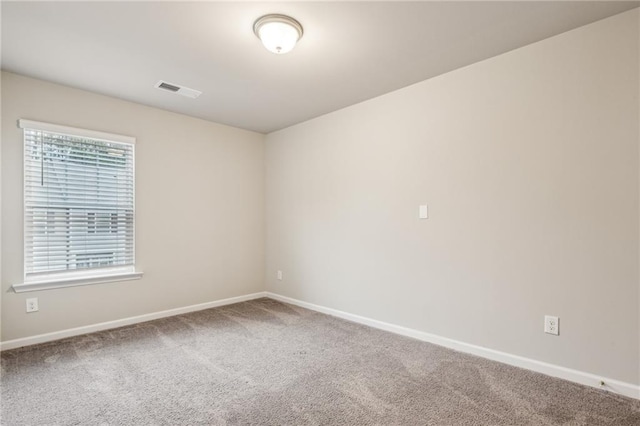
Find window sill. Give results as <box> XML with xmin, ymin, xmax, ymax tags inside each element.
<box><xmin>12</xmin><ymin>271</ymin><xmax>143</xmax><ymax>293</ymax></box>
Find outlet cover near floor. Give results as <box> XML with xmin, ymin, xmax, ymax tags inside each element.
<box><xmin>544</xmin><ymin>315</ymin><xmax>559</xmax><ymax>335</ymax></box>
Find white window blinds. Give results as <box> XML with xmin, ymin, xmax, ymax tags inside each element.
<box><xmin>21</xmin><ymin>120</ymin><xmax>135</xmax><ymax>278</ymax></box>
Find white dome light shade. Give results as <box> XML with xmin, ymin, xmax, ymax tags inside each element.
<box><xmin>254</xmin><ymin>14</ymin><xmax>303</xmax><ymax>54</ymax></box>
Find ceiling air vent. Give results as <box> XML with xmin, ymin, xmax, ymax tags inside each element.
<box><xmin>154</xmin><ymin>80</ymin><xmax>202</xmax><ymax>99</ymax></box>
<box><xmin>158</xmin><ymin>82</ymin><xmax>180</xmax><ymax>92</ymax></box>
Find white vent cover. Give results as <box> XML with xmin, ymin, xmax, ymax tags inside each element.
<box><xmin>154</xmin><ymin>80</ymin><xmax>202</xmax><ymax>99</ymax></box>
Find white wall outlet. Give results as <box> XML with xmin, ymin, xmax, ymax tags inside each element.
<box><xmin>26</xmin><ymin>297</ymin><xmax>39</xmax><ymax>313</ymax></box>
<box><xmin>544</xmin><ymin>315</ymin><xmax>559</xmax><ymax>335</ymax></box>
<box><xmin>277</xmin><ymin>270</ymin><xmax>283</xmax><ymax>280</ymax></box>
<box><xmin>419</xmin><ymin>204</ymin><xmax>428</xmax><ymax>219</ymax></box>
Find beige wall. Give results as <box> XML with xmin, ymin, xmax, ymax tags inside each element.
<box><xmin>2</xmin><ymin>9</ymin><xmax>639</xmax><ymax>388</ymax></box>
<box><xmin>265</xmin><ymin>10</ymin><xmax>640</xmax><ymax>385</ymax></box>
<box><xmin>1</xmin><ymin>72</ymin><xmax>265</xmax><ymax>341</ymax></box>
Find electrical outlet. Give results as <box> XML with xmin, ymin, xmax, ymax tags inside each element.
<box><xmin>544</xmin><ymin>315</ymin><xmax>559</xmax><ymax>335</ymax></box>
<box><xmin>277</xmin><ymin>270</ymin><xmax>283</xmax><ymax>280</ymax></box>
<box><xmin>26</xmin><ymin>297</ymin><xmax>39</xmax><ymax>313</ymax></box>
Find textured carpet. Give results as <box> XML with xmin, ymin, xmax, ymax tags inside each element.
<box><xmin>1</xmin><ymin>298</ymin><xmax>639</xmax><ymax>425</ymax></box>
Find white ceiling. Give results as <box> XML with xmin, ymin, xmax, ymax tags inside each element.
<box><xmin>2</xmin><ymin>1</ymin><xmax>638</xmax><ymax>134</ymax></box>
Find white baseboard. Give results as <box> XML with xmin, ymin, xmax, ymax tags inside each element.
<box><xmin>2</xmin><ymin>290</ymin><xmax>638</xmax><ymax>400</ymax></box>
<box><xmin>0</xmin><ymin>292</ymin><xmax>268</xmax><ymax>351</ymax></box>
<box><xmin>265</xmin><ymin>292</ymin><xmax>640</xmax><ymax>400</ymax></box>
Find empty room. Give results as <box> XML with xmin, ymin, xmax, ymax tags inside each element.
<box><xmin>1</xmin><ymin>1</ymin><xmax>639</xmax><ymax>424</ymax></box>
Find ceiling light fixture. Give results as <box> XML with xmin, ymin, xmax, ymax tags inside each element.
<box><xmin>253</xmin><ymin>14</ymin><xmax>303</xmax><ymax>54</ymax></box>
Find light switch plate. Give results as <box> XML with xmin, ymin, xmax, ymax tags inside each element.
<box><xmin>419</xmin><ymin>205</ymin><xmax>428</xmax><ymax>219</ymax></box>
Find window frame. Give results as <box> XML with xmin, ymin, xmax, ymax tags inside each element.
<box><xmin>13</xmin><ymin>119</ymin><xmax>142</xmax><ymax>293</ymax></box>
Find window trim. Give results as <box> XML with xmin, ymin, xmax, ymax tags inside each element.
<box><xmin>12</xmin><ymin>269</ymin><xmax>144</xmax><ymax>293</ymax></box>
<box><xmin>14</xmin><ymin>119</ymin><xmax>142</xmax><ymax>293</ymax></box>
<box><xmin>18</xmin><ymin>119</ymin><xmax>135</xmax><ymax>145</ymax></box>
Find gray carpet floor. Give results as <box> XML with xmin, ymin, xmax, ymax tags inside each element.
<box><xmin>1</xmin><ymin>298</ymin><xmax>639</xmax><ymax>425</ymax></box>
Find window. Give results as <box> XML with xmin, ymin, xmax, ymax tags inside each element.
<box><xmin>15</xmin><ymin>120</ymin><xmax>141</xmax><ymax>292</ymax></box>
